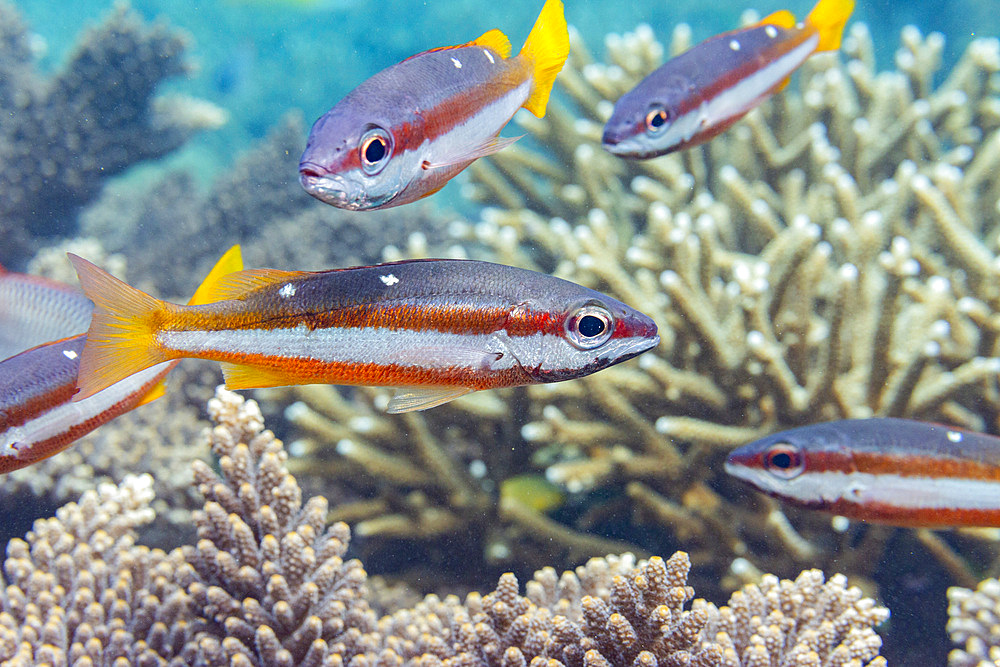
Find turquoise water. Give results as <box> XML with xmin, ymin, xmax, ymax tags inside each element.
<box><xmin>4</xmin><ymin>0</ymin><xmax>1000</xmax><ymax>665</ymax></box>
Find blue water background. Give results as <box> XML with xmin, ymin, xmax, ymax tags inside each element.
<box><xmin>13</xmin><ymin>0</ymin><xmax>994</xmax><ymax>190</ymax></box>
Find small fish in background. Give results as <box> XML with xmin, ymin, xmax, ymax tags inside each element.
<box><xmin>299</xmin><ymin>0</ymin><xmax>569</xmax><ymax>210</ymax></box>
<box><xmin>0</xmin><ymin>265</ymin><xmax>93</xmax><ymax>360</ymax></box>
<box><xmin>0</xmin><ymin>247</ymin><xmax>243</xmax><ymax>474</ymax></box>
<box><xmin>69</xmin><ymin>256</ymin><xmax>658</xmax><ymax>414</ymax></box>
<box><xmin>602</xmin><ymin>0</ymin><xmax>854</xmax><ymax>158</ymax></box>
<box><xmin>725</xmin><ymin>417</ymin><xmax>1000</xmax><ymax>527</ymax></box>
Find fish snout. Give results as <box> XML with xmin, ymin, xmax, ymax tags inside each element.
<box><xmin>298</xmin><ymin>160</ymin><xmax>330</xmax><ymax>179</ymax></box>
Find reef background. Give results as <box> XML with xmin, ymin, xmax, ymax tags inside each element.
<box><xmin>5</xmin><ymin>0</ymin><xmax>1000</xmax><ymax>666</ymax></box>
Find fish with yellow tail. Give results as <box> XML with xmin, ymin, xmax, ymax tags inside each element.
<box><xmin>602</xmin><ymin>0</ymin><xmax>854</xmax><ymax>158</ymax></box>
<box><xmin>0</xmin><ymin>246</ymin><xmax>242</xmax><ymax>474</ymax></box>
<box><xmin>726</xmin><ymin>418</ymin><xmax>1000</xmax><ymax>527</ymax></box>
<box><xmin>69</xmin><ymin>256</ymin><xmax>658</xmax><ymax>413</ymax></box>
<box><xmin>299</xmin><ymin>0</ymin><xmax>569</xmax><ymax>210</ymax></box>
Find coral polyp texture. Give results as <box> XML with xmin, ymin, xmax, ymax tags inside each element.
<box><xmin>0</xmin><ymin>387</ymin><xmax>888</xmax><ymax>666</ymax></box>
<box><xmin>0</xmin><ymin>1</ymin><xmax>223</xmax><ymax>267</ymax></box>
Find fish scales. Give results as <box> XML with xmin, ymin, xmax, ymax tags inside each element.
<box><xmin>70</xmin><ymin>256</ymin><xmax>659</xmax><ymax>412</ymax></box>
<box><xmin>0</xmin><ymin>268</ymin><xmax>92</xmax><ymax>360</ymax></box>
<box><xmin>726</xmin><ymin>418</ymin><xmax>1000</xmax><ymax>527</ymax></box>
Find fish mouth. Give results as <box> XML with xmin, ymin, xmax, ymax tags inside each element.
<box><xmin>298</xmin><ymin>168</ymin><xmax>364</xmax><ymax>210</ymax></box>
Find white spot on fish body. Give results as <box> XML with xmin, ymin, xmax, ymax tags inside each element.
<box><xmin>279</xmin><ymin>283</ymin><xmax>296</xmax><ymax>298</ymax></box>
<box><xmin>62</xmin><ymin>349</ymin><xmax>78</xmax><ymax>360</ymax></box>
<box><xmin>451</xmin><ymin>57</ymin><xmax>462</xmax><ymax>68</ymax></box>
<box><xmin>484</xmin><ymin>49</ymin><xmax>495</xmax><ymax>64</ymax></box>
<box><xmin>947</xmin><ymin>430</ymin><xmax>963</xmax><ymax>443</ymax></box>
<box><xmin>380</xmin><ymin>274</ymin><xmax>399</xmax><ymax>286</ymax></box>
<box><xmin>765</xmin><ymin>25</ymin><xmax>778</xmax><ymax>38</ymax></box>
<box><xmin>729</xmin><ymin>39</ymin><xmax>741</xmax><ymax>51</ymax></box>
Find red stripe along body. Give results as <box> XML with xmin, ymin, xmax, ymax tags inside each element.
<box><xmin>70</xmin><ymin>257</ymin><xmax>659</xmax><ymax>413</ymax></box>
<box><xmin>725</xmin><ymin>417</ymin><xmax>1000</xmax><ymax>527</ymax></box>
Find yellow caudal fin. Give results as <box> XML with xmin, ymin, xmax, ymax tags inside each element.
<box><xmin>519</xmin><ymin>0</ymin><xmax>570</xmax><ymax>118</ymax></box>
<box><xmin>806</xmin><ymin>0</ymin><xmax>854</xmax><ymax>51</ymax></box>
<box><xmin>68</xmin><ymin>254</ymin><xmax>175</xmax><ymax>401</ymax></box>
<box><xmin>188</xmin><ymin>244</ymin><xmax>244</xmax><ymax>306</ymax></box>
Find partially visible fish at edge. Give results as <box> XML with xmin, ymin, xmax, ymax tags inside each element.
<box><xmin>0</xmin><ymin>264</ymin><xmax>93</xmax><ymax>360</ymax></box>
<box><xmin>69</xmin><ymin>256</ymin><xmax>658</xmax><ymax>414</ymax></box>
<box><xmin>299</xmin><ymin>0</ymin><xmax>569</xmax><ymax>210</ymax></box>
<box><xmin>725</xmin><ymin>417</ymin><xmax>1000</xmax><ymax>527</ymax></box>
<box><xmin>602</xmin><ymin>0</ymin><xmax>854</xmax><ymax>158</ymax></box>
<box><xmin>0</xmin><ymin>246</ymin><xmax>243</xmax><ymax>474</ymax></box>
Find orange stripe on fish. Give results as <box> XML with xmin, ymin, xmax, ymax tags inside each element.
<box><xmin>70</xmin><ymin>256</ymin><xmax>658</xmax><ymax>413</ymax></box>
<box><xmin>0</xmin><ymin>246</ymin><xmax>242</xmax><ymax>473</ymax></box>
<box><xmin>726</xmin><ymin>418</ymin><xmax>1000</xmax><ymax>527</ymax></box>
<box><xmin>298</xmin><ymin>0</ymin><xmax>569</xmax><ymax>210</ymax></box>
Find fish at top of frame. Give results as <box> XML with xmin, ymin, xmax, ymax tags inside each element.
<box><xmin>725</xmin><ymin>417</ymin><xmax>1000</xmax><ymax>528</ymax></box>
<box><xmin>602</xmin><ymin>0</ymin><xmax>854</xmax><ymax>159</ymax></box>
<box><xmin>0</xmin><ymin>246</ymin><xmax>243</xmax><ymax>474</ymax></box>
<box><xmin>0</xmin><ymin>264</ymin><xmax>93</xmax><ymax>360</ymax></box>
<box><xmin>68</xmin><ymin>255</ymin><xmax>659</xmax><ymax>414</ymax></box>
<box><xmin>298</xmin><ymin>0</ymin><xmax>569</xmax><ymax>211</ymax></box>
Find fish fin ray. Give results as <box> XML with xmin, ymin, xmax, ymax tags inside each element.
<box><xmin>472</xmin><ymin>28</ymin><xmax>512</xmax><ymax>59</ymax></box>
<box><xmin>188</xmin><ymin>245</ymin><xmax>244</xmax><ymax>305</ymax></box>
<box><xmin>387</xmin><ymin>386</ymin><xmax>473</xmax><ymax>413</ymax></box>
<box><xmin>203</xmin><ymin>268</ymin><xmax>311</xmax><ymax>302</ymax></box>
<box><xmin>758</xmin><ymin>9</ymin><xmax>796</xmax><ymax>29</ymax></box>
<box><xmin>806</xmin><ymin>0</ymin><xmax>854</xmax><ymax>51</ymax></box>
<box><xmin>221</xmin><ymin>362</ymin><xmax>298</xmax><ymax>390</ymax></box>
<box><xmin>422</xmin><ymin>135</ymin><xmax>522</xmax><ymax>169</ymax></box>
<box><xmin>68</xmin><ymin>254</ymin><xmax>173</xmax><ymax>400</ymax></box>
<box><xmin>519</xmin><ymin>0</ymin><xmax>569</xmax><ymax>117</ymax></box>
<box><xmin>134</xmin><ymin>377</ymin><xmax>169</xmax><ymax>407</ymax></box>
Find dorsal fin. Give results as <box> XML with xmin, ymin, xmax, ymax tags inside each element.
<box><xmin>403</xmin><ymin>29</ymin><xmax>511</xmax><ymax>62</ymax></box>
<box><xmin>757</xmin><ymin>9</ymin><xmax>796</xmax><ymax>29</ymax></box>
<box><xmin>188</xmin><ymin>245</ymin><xmax>244</xmax><ymax>306</ymax></box>
<box><xmin>199</xmin><ymin>268</ymin><xmax>311</xmax><ymax>302</ymax></box>
<box><xmin>471</xmin><ymin>28</ymin><xmax>512</xmax><ymax>59</ymax></box>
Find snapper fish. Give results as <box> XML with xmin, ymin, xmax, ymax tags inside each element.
<box><xmin>0</xmin><ymin>264</ymin><xmax>93</xmax><ymax>360</ymax></box>
<box><xmin>0</xmin><ymin>247</ymin><xmax>242</xmax><ymax>473</ymax></box>
<box><xmin>726</xmin><ymin>418</ymin><xmax>1000</xmax><ymax>527</ymax></box>
<box><xmin>602</xmin><ymin>0</ymin><xmax>854</xmax><ymax>158</ymax></box>
<box><xmin>298</xmin><ymin>0</ymin><xmax>569</xmax><ymax>210</ymax></box>
<box><xmin>69</xmin><ymin>256</ymin><xmax>658</xmax><ymax>414</ymax></box>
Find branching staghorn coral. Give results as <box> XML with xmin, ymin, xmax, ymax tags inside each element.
<box><xmin>271</xmin><ymin>23</ymin><xmax>1000</xmax><ymax>616</ymax></box>
<box><xmin>0</xmin><ymin>1</ymin><xmax>224</xmax><ymax>267</ymax></box>
<box><xmin>948</xmin><ymin>578</ymin><xmax>1000</xmax><ymax>666</ymax></box>
<box><xmin>0</xmin><ymin>387</ymin><xmax>888</xmax><ymax>666</ymax></box>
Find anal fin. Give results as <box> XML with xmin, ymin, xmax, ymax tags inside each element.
<box><xmin>221</xmin><ymin>361</ymin><xmax>300</xmax><ymax>390</ymax></box>
<box><xmin>387</xmin><ymin>386</ymin><xmax>473</xmax><ymax>413</ymax></box>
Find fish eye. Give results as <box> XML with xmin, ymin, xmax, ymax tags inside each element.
<box><xmin>645</xmin><ymin>106</ymin><xmax>670</xmax><ymax>133</ymax></box>
<box><xmin>763</xmin><ymin>442</ymin><xmax>805</xmax><ymax>479</ymax></box>
<box><xmin>359</xmin><ymin>126</ymin><xmax>392</xmax><ymax>175</ymax></box>
<box><xmin>566</xmin><ymin>304</ymin><xmax>615</xmax><ymax>349</ymax></box>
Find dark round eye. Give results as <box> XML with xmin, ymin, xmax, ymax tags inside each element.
<box><xmin>645</xmin><ymin>107</ymin><xmax>669</xmax><ymax>132</ymax></box>
<box><xmin>359</xmin><ymin>126</ymin><xmax>392</xmax><ymax>175</ymax></box>
<box><xmin>566</xmin><ymin>305</ymin><xmax>614</xmax><ymax>349</ymax></box>
<box><xmin>763</xmin><ymin>442</ymin><xmax>805</xmax><ymax>479</ymax></box>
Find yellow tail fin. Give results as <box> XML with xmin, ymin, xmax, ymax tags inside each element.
<box><xmin>70</xmin><ymin>245</ymin><xmax>244</xmax><ymax>401</ymax></box>
<box><xmin>807</xmin><ymin>0</ymin><xmax>854</xmax><ymax>51</ymax></box>
<box><xmin>519</xmin><ymin>0</ymin><xmax>570</xmax><ymax>118</ymax></box>
<box><xmin>69</xmin><ymin>254</ymin><xmax>174</xmax><ymax>400</ymax></box>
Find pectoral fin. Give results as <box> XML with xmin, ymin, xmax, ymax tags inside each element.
<box><xmin>422</xmin><ymin>135</ymin><xmax>521</xmax><ymax>170</ymax></box>
<box><xmin>387</xmin><ymin>386</ymin><xmax>473</xmax><ymax>413</ymax></box>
